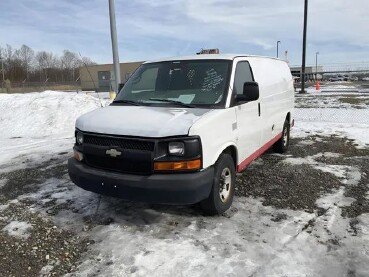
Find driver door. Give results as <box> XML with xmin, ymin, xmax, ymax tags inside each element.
<box><xmin>232</xmin><ymin>60</ymin><xmax>262</xmax><ymax>171</ymax></box>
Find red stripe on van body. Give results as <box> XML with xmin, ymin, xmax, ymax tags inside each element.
<box><xmin>237</xmin><ymin>132</ymin><xmax>282</xmax><ymax>172</ymax></box>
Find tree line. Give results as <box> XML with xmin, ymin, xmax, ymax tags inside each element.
<box><xmin>0</xmin><ymin>44</ymin><xmax>96</xmax><ymax>83</ymax></box>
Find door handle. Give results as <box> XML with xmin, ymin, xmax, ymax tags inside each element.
<box><xmin>258</xmin><ymin>103</ymin><xmax>261</xmax><ymax>117</ymax></box>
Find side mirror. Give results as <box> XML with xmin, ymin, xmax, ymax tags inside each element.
<box><xmin>235</xmin><ymin>82</ymin><xmax>259</xmax><ymax>102</ymax></box>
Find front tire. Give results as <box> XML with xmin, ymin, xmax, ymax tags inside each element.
<box><xmin>201</xmin><ymin>153</ymin><xmax>236</xmax><ymax>215</ymax></box>
<box><xmin>273</xmin><ymin>119</ymin><xmax>290</xmax><ymax>153</ymax></box>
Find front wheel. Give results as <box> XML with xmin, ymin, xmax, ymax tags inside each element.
<box><xmin>273</xmin><ymin>119</ymin><xmax>290</xmax><ymax>153</ymax></box>
<box><xmin>201</xmin><ymin>153</ymin><xmax>236</xmax><ymax>215</ymax></box>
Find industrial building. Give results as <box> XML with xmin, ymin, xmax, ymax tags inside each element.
<box><xmin>79</xmin><ymin>61</ymin><xmax>142</xmax><ymax>91</ymax></box>
<box><xmin>290</xmin><ymin>66</ymin><xmax>323</xmax><ymax>80</ymax></box>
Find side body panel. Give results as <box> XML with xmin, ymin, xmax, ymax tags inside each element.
<box><xmin>247</xmin><ymin>58</ymin><xmax>294</xmax><ymax>144</ymax></box>
<box><xmin>191</xmin><ymin>57</ymin><xmax>294</xmax><ymax>171</ymax></box>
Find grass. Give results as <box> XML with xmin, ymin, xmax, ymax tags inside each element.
<box><xmin>338</xmin><ymin>97</ymin><xmax>367</xmax><ymax>105</ymax></box>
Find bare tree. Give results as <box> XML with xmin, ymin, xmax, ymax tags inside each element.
<box><xmin>61</xmin><ymin>50</ymin><xmax>78</xmax><ymax>81</ymax></box>
<box><xmin>81</xmin><ymin>56</ymin><xmax>96</xmax><ymax>66</ymax></box>
<box><xmin>18</xmin><ymin>45</ymin><xmax>34</xmax><ymax>80</ymax></box>
<box><xmin>35</xmin><ymin>51</ymin><xmax>54</xmax><ymax>81</ymax></box>
<box><xmin>0</xmin><ymin>44</ymin><xmax>96</xmax><ymax>82</ymax></box>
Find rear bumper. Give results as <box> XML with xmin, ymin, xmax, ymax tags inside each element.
<box><xmin>68</xmin><ymin>158</ymin><xmax>214</xmax><ymax>205</ymax></box>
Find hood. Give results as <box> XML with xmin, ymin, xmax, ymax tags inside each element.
<box><xmin>76</xmin><ymin>105</ymin><xmax>212</xmax><ymax>137</ymax></box>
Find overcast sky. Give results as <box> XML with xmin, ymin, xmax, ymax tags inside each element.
<box><xmin>1</xmin><ymin>0</ymin><xmax>368</xmax><ymax>66</ymax></box>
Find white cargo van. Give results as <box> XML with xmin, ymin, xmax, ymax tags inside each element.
<box><xmin>68</xmin><ymin>54</ymin><xmax>294</xmax><ymax>214</ymax></box>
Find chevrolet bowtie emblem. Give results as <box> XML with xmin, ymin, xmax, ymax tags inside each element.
<box><xmin>106</xmin><ymin>148</ymin><xmax>122</xmax><ymax>157</ymax></box>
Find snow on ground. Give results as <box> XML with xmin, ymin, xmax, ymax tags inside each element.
<box><xmin>0</xmin><ymin>91</ymin><xmax>108</xmax><ymax>172</ymax></box>
<box><xmin>294</xmin><ymin>91</ymin><xmax>369</xmax><ymax>147</ymax></box>
<box><xmin>19</xmin><ymin>169</ymin><xmax>369</xmax><ymax>276</ymax></box>
<box><xmin>2</xmin><ymin>220</ymin><xmax>33</xmax><ymax>239</ymax></box>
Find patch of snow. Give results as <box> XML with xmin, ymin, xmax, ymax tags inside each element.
<box><xmin>311</xmin><ymin>189</ymin><xmax>369</xmax><ymax>276</ymax></box>
<box><xmin>20</xmin><ymin>177</ymin><xmax>369</xmax><ymax>277</ymax></box>
<box><xmin>292</xmin><ymin>121</ymin><xmax>369</xmax><ymax>148</ymax></box>
<box><xmin>0</xmin><ymin>91</ymin><xmax>108</xmax><ymax>171</ymax></box>
<box><xmin>358</xmin><ymin>214</ymin><xmax>369</xmax><ymax>236</ymax></box>
<box><xmin>322</xmin><ymin>152</ymin><xmax>343</xmax><ymax>158</ymax></box>
<box><xmin>0</xmin><ymin>204</ymin><xmax>9</xmax><ymax>212</ymax></box>
<box><xmin>39</xmin><ymin>265</ymin><xmax>54</xmax><ymax>276</ymax></box>
<box><xmin>0</xmin><ymin>178</ymin><xmax>7</xmax><ymax>189</ymax></box>
<box><xmin>9</xmin><ymin>199</ymin><xmax>19</xmax><ymax>204</ymax></box>
<box><xmin>0</xmin><ymin>91</ymin><xmax>106</xmax><ymax>139</ymax></box>
<box><xmin>316</xmin><ymin>187</ymin><xmax>355</xmax><ymax>210</ymax></box>
<box><xmin>283</xmin><ymin>154</ymin><xmax>361</xmax><ymax>185</ymax></box>
<box><xmin>294</xmin><ymin>92</ymin><xmax>369</xmax><ymax>147</ymax></box>
<box><xmin>298</xmin><ymin>140</ymin><xmax>315</xmax><ymax>145</ymax></box>
<box><xmin>296</xmin><ymin>108</ymin><xmax>369</xmax><ymax>124</ymax></box>
<box><xmin>2</xmin><ymin>220</ymin><xmax>33</xmax><ymax>239</ymax></box>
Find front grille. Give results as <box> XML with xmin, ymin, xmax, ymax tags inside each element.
<box><xmin>85</xmin><ymin>154</ymin><xmax>152</xmax><ymax>175</ymax></box>
<box><xmin>84</xmin><ymin>135</ymin><xmax>155</xmax><ymax>151</ymax></box>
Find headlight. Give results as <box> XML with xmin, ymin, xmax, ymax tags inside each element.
<box><xmin>168</xmin><ymin>142</ymin><xmax>185</xmax><ymax>155</ymax></box>
<box><xmin>76</xmin><ymin>132</ymin><xmax>84</xmax><ymax>145</ymax></box>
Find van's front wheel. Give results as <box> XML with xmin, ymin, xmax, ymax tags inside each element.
<box><xmin>201</xmin><ymin>153</ymin><xmax>235</xmax><ymax>215</ymax></box>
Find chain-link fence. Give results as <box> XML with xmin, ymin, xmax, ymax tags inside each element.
<box><xmin>295</xmin><ymin>82</ymin><xmax>369</xmax><ymax>125</ymax></box>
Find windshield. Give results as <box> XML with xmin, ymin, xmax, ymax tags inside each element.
<box><xmin>115</xmin><ymin>60</ymin><xmax>232</xmax><ymax>108</ymax></box>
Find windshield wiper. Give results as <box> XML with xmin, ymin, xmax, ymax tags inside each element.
<box><xmin>112</xmin><ymin>99</ymin><xmax>142</xmax><ymax>106</ymax></box>
<box><xmin>149</xmin><ymin>98</ymin><xmax>195</xmax><ymax>108</ymax></box>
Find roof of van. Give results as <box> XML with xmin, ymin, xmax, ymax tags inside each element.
<box><xmin>144</xmin><ymin>54</ymin><xmax>284</xmax><ymax>64</ymax></box>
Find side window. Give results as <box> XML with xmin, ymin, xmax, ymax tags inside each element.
<box><xmin>233</xmin><ymin>61</ymin><xmax>253</xmax><ymax>95</ymax></box>
<box><xmin>131</xmin><ymin>67</ymin><xmax>158</xmax><ymax>92</ymax></box>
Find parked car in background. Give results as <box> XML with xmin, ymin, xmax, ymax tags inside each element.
<box><xmin>68</xmin><ymin>54</ymin><xmax>294</xmax><ymax>215</ymax></box>
<box><xmin>329</xmin><ymin>77</ymin><xmax>341</xmax><ymax>82</ymax></box>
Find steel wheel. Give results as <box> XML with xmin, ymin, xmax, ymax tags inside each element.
<box><xmin>219</xmin><ymin>167</ymin><xmax>232</xmax><ymax>203</ymax></box>
<box><xmin>282</xmin><ymin>126</ymin><xmax>289</xmax><ymax>147</ymax></box>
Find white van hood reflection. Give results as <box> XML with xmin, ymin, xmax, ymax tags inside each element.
<box><xmin>76</xmin><ymin>105</ymin><xmax>213</xmax><ymax>137</ymax></box>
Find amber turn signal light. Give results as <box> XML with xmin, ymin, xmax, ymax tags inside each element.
<box><xmin>154</xmin><ymin>159</ymin><xmax>201</xmax><ymax>171</ymax></box>
<box><xmin>74</xmin><ymin>150</ymin><xmax>84</xmax><ymax>162</ymax></box>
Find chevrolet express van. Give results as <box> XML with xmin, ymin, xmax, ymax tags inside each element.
<box><xmin>68</xmin><ymin>54</ymin><xmax>294</xmax><ymax>215</ymax></box>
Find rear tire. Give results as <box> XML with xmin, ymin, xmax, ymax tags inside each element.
<box><xmin>273</xmin><ymin>119</ymin><xmax>290</xmax><ymax>154</ymax></box>
<box><xmin>201</xmin><ymin>153</ymin><xmax>235</xmax><ymax>215</ymax></box>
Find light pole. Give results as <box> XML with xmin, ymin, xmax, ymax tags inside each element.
<box><xmin>109</xmin><ymin>0</ymin><xmax>121</xmax><ymax>93</ymax></box>
<box><xmin>277</xmin><ymin>41</ymin><xmax>281</xmax><ymax>58</ymax></box>
<box><xmin>300</xmin><ymin>0</ymin><xmax>308</xmax><ymax>94</ymax></box>
<box><xmin>315</xmin><ymin>51</ymin><xmax>319</xmax><ymax>79</ymax></box>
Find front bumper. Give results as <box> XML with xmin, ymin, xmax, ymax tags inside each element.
<box><xmin>68</xmin><ymin>158</ymin><xmax>214</xmax><ymax>205</ymax></box>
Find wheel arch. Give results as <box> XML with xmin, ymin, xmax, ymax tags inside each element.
<box><xmin>286</xmin><ymin>112</ymin><xmax>291</xmax><ymax>123</ymax></box>
<box><xmin>212</xmin><ymin>143</ymin><xmax>238</xmax><ymax>170</ymax></box>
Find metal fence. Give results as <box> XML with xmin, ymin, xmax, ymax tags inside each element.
<box><xmin>295</xmin><ymin>82</ymin><xmax>369</xmax><ymax>125</ymax></box>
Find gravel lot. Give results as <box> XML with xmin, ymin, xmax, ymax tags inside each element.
<box><xmin>1</xmin><ymin>133</ymin><xmax>368</xmax><ymax>276</ymax></box>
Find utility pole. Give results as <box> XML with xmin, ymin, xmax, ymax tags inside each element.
<box><xmin>315</xmin><ymin>51</ymin><xmax>319</xmax><ymax>78</ymax></box>
<box><xmin>109</xmin><ymin>0</ymin><xmax>121</xmax><ymax>92</ymax></box>
<box><xmin>300</xmin><ymin>0</ymin><xmax>308</xmax><ymax>94</ymax></box>
<box><xmin>277</xmin><ymin>41</ymin><xmax>281</xmax><ymax>58</ymax></box>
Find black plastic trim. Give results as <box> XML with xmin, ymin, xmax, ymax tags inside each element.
<box><xmin>68</xmin><ymin>158</ymin><xmax>214</xmax><ymax>205</ymax></box>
